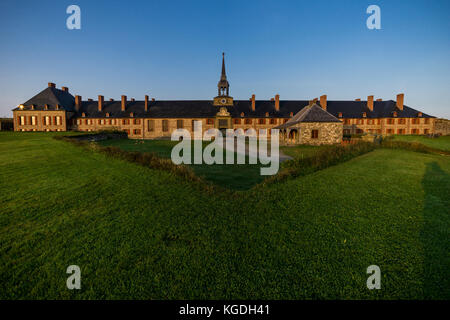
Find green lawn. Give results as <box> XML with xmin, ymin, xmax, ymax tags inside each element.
<box><xmin>98</xmin><ymin>138</ymin><xmax>268</xmax><ymax>190</ymax></box>
<box><xmin>392</xmin><ymin>135</ymin><xmax>450</xmax><ymax>151</ymax></box>
<box><xmin>0</xmin><ymin>132</ymin><xmax>449</xmax><ymax>299</ymax></box>
<box><xmin>280</xmin><ymin>144</ymin><xmax>329</xmax><ymax>159</ymax></box>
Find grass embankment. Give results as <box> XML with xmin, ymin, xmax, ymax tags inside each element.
<box><xmin>0</xmin><ymin>132</ymin><xmax>449</xmax><ymax>299</ymax></box>
<box><xmin>98</xmin><ymin>138</ymin><xmax>270</xmax><ymax>190</ymax></box>
<box><xmin>392</xmin><ymin>135</ymin><xmax>450</xmax><ymax>152</ymax></box>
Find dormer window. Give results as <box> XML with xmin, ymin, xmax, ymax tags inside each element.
<box><xmin>82</xmin><ymin>112</ymin><xmax>86</xmax><ymax>117</ymax></box>
<box><xmin>44</xmin><ymin>104</ymin><xmax>49</xmax><ymax>110</ymax></box>
<box><xmin>289</xmin><ymin>112</ymin><xmax>293</xmax><ymax>117</ymax></box>
<box><xmin>106</xmin><ymin>113</ymin><xmax>110</xmax><ymax>117</ymax></box>
<box><xmin>31</xmin><ymin>105</ymin><xmax>35</xmax><ymax>110</ymax></box>
<box><xmin>130</xmin><ymin>112</ymin><xmax>134</xmax><ymax>117</ymax></box>
<box><xmin>240</xmin><ymin>112</ymin><xmax>244</xmax><ymax>117</ymax></box>
<box><xmin>265</xmin><ymin>112</ymin><xmax>269</xmax><ymax>117</ymax></box>
<box><xmin>55</xmin><ymin>104</ymin><xmax>60</xmax><ymax>110</ymax></box>
<box><xmin>338</xmin><ymin>112</ymin><xmax>342</xmax><ymax>118</ymax></box>
<box><xmin>418</xmin><ymin>112</ymin><xmax>422</xmax><ymax>117</ymax></box>
<box><xmin>393</xmin><ymin>111</ymin><xmax>398</xmax><ymax>117</ymax></box>
<box><xmin>362</xmin><ymin>112</ymin><xmax>367</xmax><ymax>118</ymax></box>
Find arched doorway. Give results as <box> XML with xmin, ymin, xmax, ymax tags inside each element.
<box><xmin>288</xmin><ymin>129</ymin><xmax>298</xmax><ymax>143</ymax></box>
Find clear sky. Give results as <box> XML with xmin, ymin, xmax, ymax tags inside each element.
<box><xmin>0</xmin><ymin>0</ymin><xmax>449</xmax><ymax>118</ymax></box>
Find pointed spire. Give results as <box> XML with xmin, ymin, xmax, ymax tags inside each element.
<box><xmin>221</xmin><ymin>52</ymin><xmax>227</xmax><ymax>80</ymax></box>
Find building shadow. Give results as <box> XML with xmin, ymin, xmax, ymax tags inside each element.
<box><xmin>421</xmin><ymin>161</ymin><xmax>450</xmax><ymax>299</ymax></box>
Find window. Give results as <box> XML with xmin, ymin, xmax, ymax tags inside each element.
<box><xmin>387</xmin><ymin>129</ymin><xmax>393</xmax><ymax>134</ymax></box>
<box><xmin>191</xmin><ymin>120</ymin><xmax>197</xmax><ymax>130</ymax></box>
<box><xmin>134</xmin><ymin>119</ymin><xmax>141</xmax><ymax>125</ymax></box>
<box><xmin>219</xmin><ymin>119</ymin><xmax>228</xmax><ymax>127</ymax></box>
<box><xmin>148</xmin><ymin>120</ymin><xmax>155</xmax><ymax>132</ymax></box>
<box><xmin>424</xmin><ymin>118</ymin><xmax>430</xmax><ymax>124</ymax></box>
<box><xmin>134</xmin><ymin>129</ymin><xmax>141</xmax><ymax>135</ymax></box>
<box><xmin>356</xmin><ymin>129</ymin><xmax>364</xmax><ymax>134</ymax></box>
<box><xmin>284</xmin><ymin>119</ymin><xmax>289</xmax><ymax>123</ymax></box>
<box><xmin>411</xmin><ymin>118</ymin><xmax>420</xmax><ymax>124</ymax></box>
<box><xmin>56</xmin><ymin>116</ymin><xmax>61</xmax><ymax>125</ymax></box>
<box><xmin>234</xmin><ymin>118</ymin><xmax>241</xmax><ymax>124</ymax></box>
<box><xmin>424</xmin><ymin>129</ymin><xmax>429</xmax><ymax>134</ymax></box>
<box><xmin>258</xmin><ymin>118</ymin><xmax>266</xmax><ymax>125</ymax></box>
<box><xmin>206</xmin><ymin>119</ymin><xmax>214</xmax><ymax>125</ymax></box>
<box><xmin>45</xmin><ymin>116</ymin><xmax>50</xmax><ymax>125</ymax></box>
<box><xmin>177</xmin><ymin>119</ymin><xmax>184</xmax><ymax>129</ymax></box>
<box><xmin>344</xmin><ymin>119</ymin><xmax>350</xmax><ymax>125</ymax></box>
<box><xmin>397</xmin><ymin>129</ymin><xmax>405</xmax><ymax>134</ymax></box>
<box><xmin>270</xmin><ymin>118</ymin><xmax>276</xmax><ymax>124</ymax></box>
<box><xmin>245</xmin><ymin>118</ymin><xmax>252</xmax><ymax>124</ymax></box>
<box><xmin>398</xmin><ymin>118</ymin><xmax>405</xmax><ymax>125</ymax></box>
<box><xmin>162</xmin><ymin>120</ymin><xmax>169</xmax><ymax>132</ymax></box>
<box><xmin>311</xmin><ymin>130</ymin><xmax>319</xmax><ymax>139</ymax></box>
<box><xmin>387</xmin><ymin>118</ymin><xmax>394</xmax><ymax>125</ymax></box>
<box><xmin>377</xmin><ymin>119</ymin><xmax>381</xmax><ymax>125</ymax></box>
<box><xmin>338</xmin><ymin>112</ymin><xmax>342</xmax><ymax>118</ymax></box>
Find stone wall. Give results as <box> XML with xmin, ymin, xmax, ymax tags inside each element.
<box><xmin>299</xmin><ymin>122</ymin><xmax>343</xmax><ymax>145</ymax></box>
<box><xmin>434</xmin><ymin>118</ymin><xmax>450</xmax><ymax>135</ymax></box>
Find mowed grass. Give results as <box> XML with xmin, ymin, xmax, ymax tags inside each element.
<box><xmin>0</xmin><ymin>132</ymin><xmax>449</xmax><ymax>299</ymax></box>
<box><xmin>98</xmin><ymin>138</ymin><xmax>268</xmax><ymax>190</ymax></box>
<box><xmin>280</xmin><ymin>144</ymin><xmax>329</xmax><ymax>159</ymax></box>
<box><xmin>392</xmin><ymin>134</ymin><xmax>450</xmax><ymax>151</ymax></box>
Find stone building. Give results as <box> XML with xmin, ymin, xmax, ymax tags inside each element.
<box><xmin>275</xmin><ymin>104</ymin><xmax>343</xmax><ymax>145</ymax></box>
<box><xmin>12</xmin><ymin>54</ymin><xmax>436</xmax><ymax>142</ymax></box>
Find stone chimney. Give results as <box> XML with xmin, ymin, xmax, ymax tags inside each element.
<box><xmin>98</xmin><ymin>95</ymin><xmax>104</xmax><ymax>112</ymax></box>
<box><xmin>145</xmin><ymin>95</ymin><xmax>149</xmax><ymax>112</ymax></box>
<box><xmin>320</xmin><ymin>95</ymin><xmax>327</xmax><ymax>111</ymax></box>
<box><xmin>396</xmin><ymin>93</ymin><xmax>404</xmax><ymax>111</ymax></box>
<box><xmin>48</xmin><ymin>82</ymin><xmax>55</xmax><ymax>88</ymax></box>
<box><xmin>367</xmin><ymin>95</ymin><xmax>374</xmax><ymax>112</ymax></box>
<box><xmin>251</xmin><ymin>94</ymin><xmax>255</xmax><ymax>111</ymax></box>
<box><xmin>121</xmin><ymin>95</ymin><xmax>127</xmax><ymax>111</ymax></box>
<box><xmin>61</xmin><ymin>86</ymin><xmax>69</xmax><ymax>92</ymax></box>
<box><xmin>275</xmin><ymin>94</ymin><xmax>280</xmax><ymax>112</ymax></box>
<box><xmin>75</xmin><ymin>95</ymin><xmax>82</xmax><ymax>111</ymax></box>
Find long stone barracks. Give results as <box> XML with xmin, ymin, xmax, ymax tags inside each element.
<box><xmin>12</xmin><ymin>54</ymin><xmax>435</xmax><ymax>145</ymax></box>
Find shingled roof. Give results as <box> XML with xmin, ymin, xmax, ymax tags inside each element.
<box><xmin>13</xmin><ymin>85</ymin><xmax>434</xmax><ymax>119</ymax></box>
<box><xmin>275</xmin><ymin>104</ymin><xmax>341</xmax><ymax>129</ymax></box>
<box><xmin>12</xmin><ymin>86</ymin><xmax>75</xmax><ymax>112</ymax></box>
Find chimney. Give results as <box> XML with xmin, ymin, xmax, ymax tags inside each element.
<box><xmin>376</xmin><ymin>98</ymin><xmax>382</xmax><ymax>101</ymax></box>
<box><xmin>88</xmin><ymin>98</ymin><xmax>93</xmax><ymax>102</ymax></box>
<box><xmin>121</xmin><ymin>95</ymin><xmax>127</xmax><ymax>111</ymax></box>
<box><xmin>355</xmin><ymin>98</ymin><xmax>361</xmax><ymax>101</ymax></box>
<box><xmin>396</xmin><ymin>93</ymin><xmax>404</xmax><ymax>111</ymax></box>
<box><xmin>109</xmin><ymin>98</ymin><xmax>114</xmax><ymax>101</ymax></box>
<box><xmin>151</xmin><ymin>98</ymin><xmax>155</xmax><ymax>102</ymax></box>
<box><xmin>61</xmin><ymin>86</ymin><xmax>69</xmax><ymax>92</ymax></box>
<box><xmin>131</xmin><ymin>98</ymin><xmax>135</xmax><ymax>102</ymax></box>
<box><xmin>48</xmin><ymin>82</ymin><xmax>55</xmax><ymax>88</ymax></box>
<box><xmin>367</xmin><ymin>95</ymin><xmax>374</xmax><ymax>112</ymax></box>
<box><xmin>98</xmin><ymin>95</ymin><xmax>104</xmax><ymax>112</ymax></box>
<box><xmin>320</xmin><ymin>95</ymin><xmax>327</xmax><ymax>111</ymax></box>
<box><xmin>251</xmin><ymin>94</ymin><xmax>255</xmax><ymax>111</ymax></box>
<box><xmin>145</xmin><ymin>95</ymin><xmax>149</xmax><ymax>112</ymax></box>
<box><xmin>275</xmin><ymin>94</ymin><xmax>280</xmax><ymax>112</ymax></box>
<box><xmin>75</xmin><ymin>95</ymin><xmax>82</xmax><ymax>111</ymax></box>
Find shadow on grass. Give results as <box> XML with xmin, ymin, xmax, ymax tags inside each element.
<box><xmin>421</xmin><ymin>162</ymin><xmax>450</xmax><ymax>299</ymax></box>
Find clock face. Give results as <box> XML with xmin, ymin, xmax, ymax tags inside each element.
<box><xmin>220</xmin><ymin>98</ymin><xmax>227</xmax><ymax>104</ymax></box>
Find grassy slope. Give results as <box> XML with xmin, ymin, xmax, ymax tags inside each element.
<box><xmin>0</xmin><ymin>132</ymin><xmax>449</xmax><ymax>299</ymax></box>
<box><xmin>392</xmin><ymin>135</ymin><xmax>450</xmax><ymax>151</ymax></box>
<box><xmin>98</xmin><ymin>139</ymin><xmax>267</xmax><ymax>190</ymax></box>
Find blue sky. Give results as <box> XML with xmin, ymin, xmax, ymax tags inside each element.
<box><xmin>0</xmin><ymin>0</ymin><xmax>449</xmax><ymax>118</ymax></box>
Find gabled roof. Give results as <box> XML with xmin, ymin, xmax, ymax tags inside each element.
<box><xmin>274</xmin><ymin>104</ymin><xmax>341</xmax><ymax>129</ymax></box>
<box><xmin>12</xmin><ymin>87</ymin><xmax>75</xmax><ymax>111</ymax></box>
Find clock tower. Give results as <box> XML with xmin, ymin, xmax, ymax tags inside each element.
<box><xmin>213</xmin><ymin>52</ymin><xmax>234</xmax><ymax>106</ymax></box>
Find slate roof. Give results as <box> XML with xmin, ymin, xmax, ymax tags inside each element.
<box><xmin>275</xmin><ymin>104</ymin><xmax>341</xmax><ymax>129</ymax></box>
<box><xmin>13</xmin><ymin>87</ymin><xmax>75</xmax><ymax>112</ymax></box>
<box><xmin>13</xmin><ymin>86</ymin><xmax>435</xmax><ymax>119</ymax></box>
